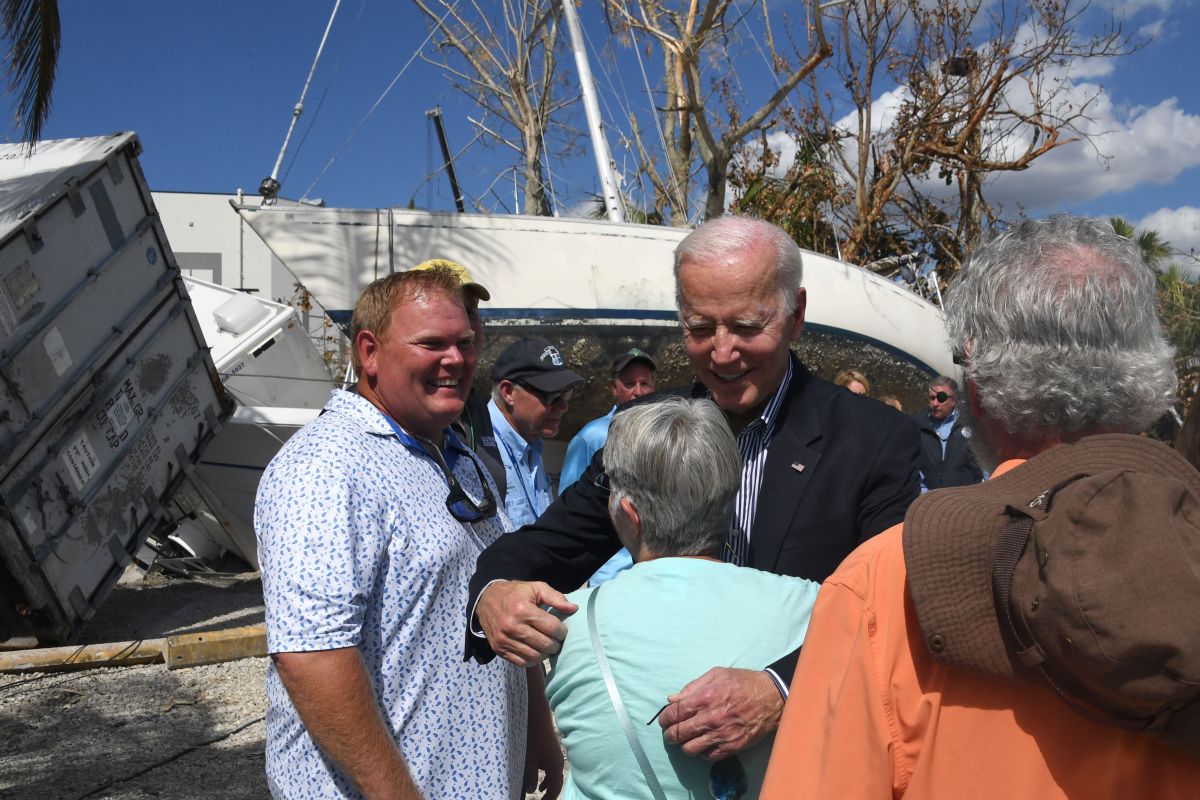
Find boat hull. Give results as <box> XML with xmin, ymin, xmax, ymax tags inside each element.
<box><xmin>235</xmin><ymin>205</ymin><xmax>955</xmax><ymax>419</ymax></box>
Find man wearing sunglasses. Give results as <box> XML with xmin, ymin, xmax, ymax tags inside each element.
<box><xmin>256</xmin><ymin>267</ymin><xmax>560</xmax><ymax>800</ymax></box>
<box><xmin>488</xmin><ymin>337</ymin><xmax>585</xmax><ymax>529</ymax></box>
<box><xmin>915</xmin><ymin>376</ymin><xmax>983</xmax><ymax>491</ymax></box>
<box><xmin>467</xmin><ymin>216</ymin><xmax>920</xmax><ymax>766</ymax></box>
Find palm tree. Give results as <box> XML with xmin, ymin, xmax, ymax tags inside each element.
<box><xmin>1110</xmin><ymin>216</ymin><xmax>1175</xmax><ymax>270</ymax></box>
<box><xmin>2</xmin><ymin>0</ymin><xmax>60</xmax><ymax>144</ymax></box>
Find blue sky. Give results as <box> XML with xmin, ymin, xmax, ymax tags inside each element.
<box><xmin>4</xmin><ymin>0</ymin><xmax>1199</xmax><ymax>259</ymax></box>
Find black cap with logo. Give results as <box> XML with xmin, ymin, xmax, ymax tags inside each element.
<box><xmin>491</xmin><ymin>337</ymin><xmax>585</xmax><ymax>393</ymax></box>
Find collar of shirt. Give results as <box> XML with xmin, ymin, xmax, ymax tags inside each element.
<box><xmin>338</xmin><ymin>389</ymin><xmax>470</xmax><ymax>471</ymax></box>
<box><xmin>487</xmin><ymin>399</ymin><xmax>544</xmax><ymax>464</ymax></box>
<box><xmin>933</xmin><ymin>408</ymin><xmax>959</xmax><ymax>441</ymax></box>
<box><xmin>733</xmin><ymin>357</ymin><xmax>795</xmax><ymax>443</ymax></box>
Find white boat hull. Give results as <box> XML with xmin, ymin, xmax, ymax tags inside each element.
<box><xmin>234</xmin><ymin>206</ymin><xmax>955</xmax><ymax>377</ymax></box>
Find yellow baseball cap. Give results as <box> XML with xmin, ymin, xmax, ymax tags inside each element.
<box><xmin>410</xmin><ymin>258</ymin><xmax>491</xmax><ymax>301</ymax></box>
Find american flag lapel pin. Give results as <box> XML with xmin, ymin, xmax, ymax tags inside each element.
<box><xmin>791</xmin><ymin>462</ymin><xmax>805</xmax><ymax>473</ymax></box>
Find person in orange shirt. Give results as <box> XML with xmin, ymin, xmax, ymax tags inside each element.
<box><xmin>762</xmin><ymin>215</ymin><xmax>1200</xmax><ymax>799</ymax></box>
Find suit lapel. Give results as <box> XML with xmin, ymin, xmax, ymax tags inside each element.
<box><xmin>749</xmin><ymin>359</ymin><xmax>824</xmax><ymax>572</ymax></box>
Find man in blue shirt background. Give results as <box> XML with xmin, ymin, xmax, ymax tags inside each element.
<box><xmin>560</xmin><ymin>348</ymin><xmax>657</xmax><ymax>584</ymax></box>
<box><xmin>915</xmin><ymin>375</ymin><xmax>984</xmax><ymax>491</ymax></box>
<box><xmin>488</xmin><ymin>337</ymin><xmax>584</xmax><ymax>528</ymax></box>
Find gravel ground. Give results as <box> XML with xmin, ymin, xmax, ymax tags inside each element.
<box><xmin>0</xmin><ymin>566</ymin><xmax>270</xmax><ymax>800</ymax></box>
<box><xmin>0</xmin><ymin>658</ymin><xmax>269</xmax><ymax>800</ymax></box>
<box><xmin>1</xmin><ymin>567</ymin><xmax>555</xmax><ymax>800</ymax></box>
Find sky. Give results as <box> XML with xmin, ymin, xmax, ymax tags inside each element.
<box><xmin>3</xmin><ymin>0</ymin><xmax>1199</xmax><ymax>267</ymax></box>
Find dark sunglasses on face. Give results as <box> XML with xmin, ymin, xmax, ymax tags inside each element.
<box><xmin>520</xmin><ymin>382</ymin><xmax>574</xmax><ymax>406</ymax></box>
<box><xmin>417</xmin><ymin>436</ymin><xmax>498</xmax><ymax>523</ymax></box>
<box><xmin>931</xmin><ymin>391</ymin><xmax>954</xmax><ymax>403</ymax></box>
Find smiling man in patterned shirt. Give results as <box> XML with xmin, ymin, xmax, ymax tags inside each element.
<box><xmin>256</xmin><ymin>266</ymin><xmax>561</xmax><ymax>799</ymax></box>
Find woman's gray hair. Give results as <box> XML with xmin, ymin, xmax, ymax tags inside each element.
<box><xmin>603</xmin><ymin>397</ymin><xmax>740</xmax><ymax>557</ymax></box>
<box><xmin>944</xmin><ymin>215</ymin><xmax>1176</xmax><ymax>437</ymax></box>
<box><xmin>673</xmin><ymin>216</ymin><xmax>804</xmax><ymax>315</ymax></box>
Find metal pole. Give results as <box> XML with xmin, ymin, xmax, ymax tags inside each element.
<box><xmin>559</xmin><ymin>0</ymin><xmax>625</xmax><ymax>223</ymax></box>
<box><xmin>260</xmin><ymin>0</ymin><xmax>343</xmax><ymax>203</ymax></box>
<box><xmin>426</xmin><ymin>107</ymin><xmax>466</xmax><ymax>213</ymax></box>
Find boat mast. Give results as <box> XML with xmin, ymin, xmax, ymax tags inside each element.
<box><xmin>426</xmin><ymin>107</ymin><xmax>466</xmax><ymax>213</ymax></box>
<box><xmin>260</xmin><ymin>0</ymin><xmax>343</xmax><ymax>204</ymax></box>
<box><xmin>559</xmin><ymin>0</ymin><xmax>625</xmax><ymax>223</ymax></box>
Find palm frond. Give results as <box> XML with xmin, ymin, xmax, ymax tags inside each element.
<box><xmin>1109</xmin><ymin>216</ymin><xmax>1135</xmax><ymax>239</ymax></box>
<box><xmin>3</xmin><ymin>0</ymin><xmax>61</xmax><ymax>146</ymax></box>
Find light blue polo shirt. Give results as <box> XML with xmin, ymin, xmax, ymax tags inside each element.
<box><xmin>488</xmin><ymin>398</ymin><xmax>554</xmax><ymax>529</ymax></box>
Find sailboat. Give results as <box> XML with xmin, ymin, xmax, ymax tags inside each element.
<box><xmin>233</xmin><ymin>202</ymin><xmax>954</xmax><ymax>378</ymax></box>
<box><xmin>232</xmin><ymin>0</ymin><xmax>954</xmax><ymax>434</ymax></box>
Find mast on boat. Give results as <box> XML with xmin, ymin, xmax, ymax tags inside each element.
<box><xmin>559</xmin><ymin>0</ymin><xmax>625</xmax><ymax>223</ymax></box>
<box><xmin>260</xmin><ymin>0</ymin><xmax>343</xmax><ymax>204</ymax></box>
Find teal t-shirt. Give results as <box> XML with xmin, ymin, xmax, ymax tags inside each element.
<box><xmin>545</xmin><ymin>557</ymin><xmax>819</xmax><ymax>799</ymax></box>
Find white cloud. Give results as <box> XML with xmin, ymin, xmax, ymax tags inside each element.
<box><xmin>1098</xmin><ymin>0</ymin><xmax>1178</xmax><ymax>14</ymax></box>
<box><xmin>746</xmin><ymin>17</ymin><xmax>1200</xmax><ymax>227</ymax></box>
<box><xmin>1137</xmin><ymin>207</ymin><xmax>1200</xmax><ymax>277</ymax></box>
<box><xmin>985</xmin><ymin>96</ymin><xmax>1200</xmax><ymax>210</ymax></box>
<box><xmin>1138</xmin><ymin>18</ymin><xmax>1166</xmax><ymax>39</ymax></box>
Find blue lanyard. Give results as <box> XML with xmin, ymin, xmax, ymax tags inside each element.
<box><xmin>377</xmin><ymin>412</ymin><xmax>465</xmax><ymax>472</ymax></box>
<box><xmin>495</xmin><ymin>428</ymin><xmax>545</xmax><ymax>516</ymax></box>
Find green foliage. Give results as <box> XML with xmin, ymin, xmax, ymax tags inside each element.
<box><xmin>1111</xmin><ymin>216</ymin><xmax>1200</xmax><ymax>403</ymax></box>
<box><xmin>2</xmin><ymin>0</ymin><xmax>60</xmax><ymax>145</ymax></box>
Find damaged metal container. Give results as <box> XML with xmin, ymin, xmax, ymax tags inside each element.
<box><xmin>0</xmin><ymin>133</ymin><xmax>233</xmax><ymax>643</ymax></box>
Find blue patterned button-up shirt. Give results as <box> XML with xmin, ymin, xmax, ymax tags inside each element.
<box><xmin>256</xmin><ymin>390</ymin><xmax>527</xmax><ymax>799</ymax></box>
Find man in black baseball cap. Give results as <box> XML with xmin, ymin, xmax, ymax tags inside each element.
<box><xmin>488</xmin><ymin>337</ymin><xmax>584</xmax><ymax>529</ymax></box>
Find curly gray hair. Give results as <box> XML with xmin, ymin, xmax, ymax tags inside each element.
<box><xmin>944</xmin><ymin>215</ymin><xmax>1176</xmax><ymax>437</ymax></box>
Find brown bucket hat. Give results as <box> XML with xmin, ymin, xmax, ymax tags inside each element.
<box><xmin>903</xmin><ymin>433</ymin><xmax>1200</xmax><ymax>759</ymax></box>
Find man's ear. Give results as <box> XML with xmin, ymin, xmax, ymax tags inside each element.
<box><xmin>498</xmin><ymin>379</ymin><xmax>516</xmax><ymax>406</ymax></box>
<box><xmin>356</xmin><ymin>330</ymin><xmax>381</xmax><ymax>377</ymax></box>
<box><xmin>788</xmin><ymin>287</ymin><xmax>807</xmax><ymax>341</ymax></box>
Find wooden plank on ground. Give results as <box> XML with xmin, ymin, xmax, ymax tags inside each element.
<box><xmin>0</xmin><ymin>639</ymin><xmax>165</xmax><ymax>673</ymax></box>
<box><xmin>164</xmin><ymin>623</ymin><xmax>267</xmax><ymax>670</ymax></box>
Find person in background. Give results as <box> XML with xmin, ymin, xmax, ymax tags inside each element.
<box><xmin>546</xmin><ymin>397</ymin><xmax>819</xmax><ymax>799</ymax></box>
<box><xmin>833</xmin><ymin>368</ymin><xmax>870</xmax><ymax>396</ymax></box>
<box><xmin>877</xmin><ymin>395</ymin><xmax>903</xmax><ymax>412</ymax></box>
<box><xmin>257</xmin><ymin>266</ymin><xmax>560</xmax><ymax>799</ymax></box>
<box><xmin>488</xmin><ymin>337</ymin><xmax>585</xmax><ymax>528</ymax></box>
<box><xmin>914</xmin><ymin>376</ymin><xmax>983</xmax><ymax>491</ymax></box>
<box><xmin>411</xmin><ymin>258</ymin><xmax>506</xmax><ymax>498</ymax></box>
<box><xmin>560</xmin><ymin>348</ymin><xmax>658</xmax><ymax>585</ymax></box>
<box><xmin>763</xmin><ymin>215</ymin><xmax>1200</xmax><ymax>799</ymax></box>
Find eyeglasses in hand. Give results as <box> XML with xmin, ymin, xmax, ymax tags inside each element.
<box><xmin>416</xmin><ymin>436</ymin><xmax>498</xmax><ymax>523</ymax></box>
<box><xmin>646</xmin><ymin>704</ymin><xmax>748</xmax><ymax>799</ymax></box>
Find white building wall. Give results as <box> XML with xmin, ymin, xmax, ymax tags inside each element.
<box><xmin>152</xmin><ymin>191</ymin><xmax>297</xmax><ymax>302</ymax></box>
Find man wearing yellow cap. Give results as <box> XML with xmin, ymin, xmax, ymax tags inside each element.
<box><xmin>411</xmin><ymin>259</ymin><xmax>506</xmax><ymax>498</ymax></box>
